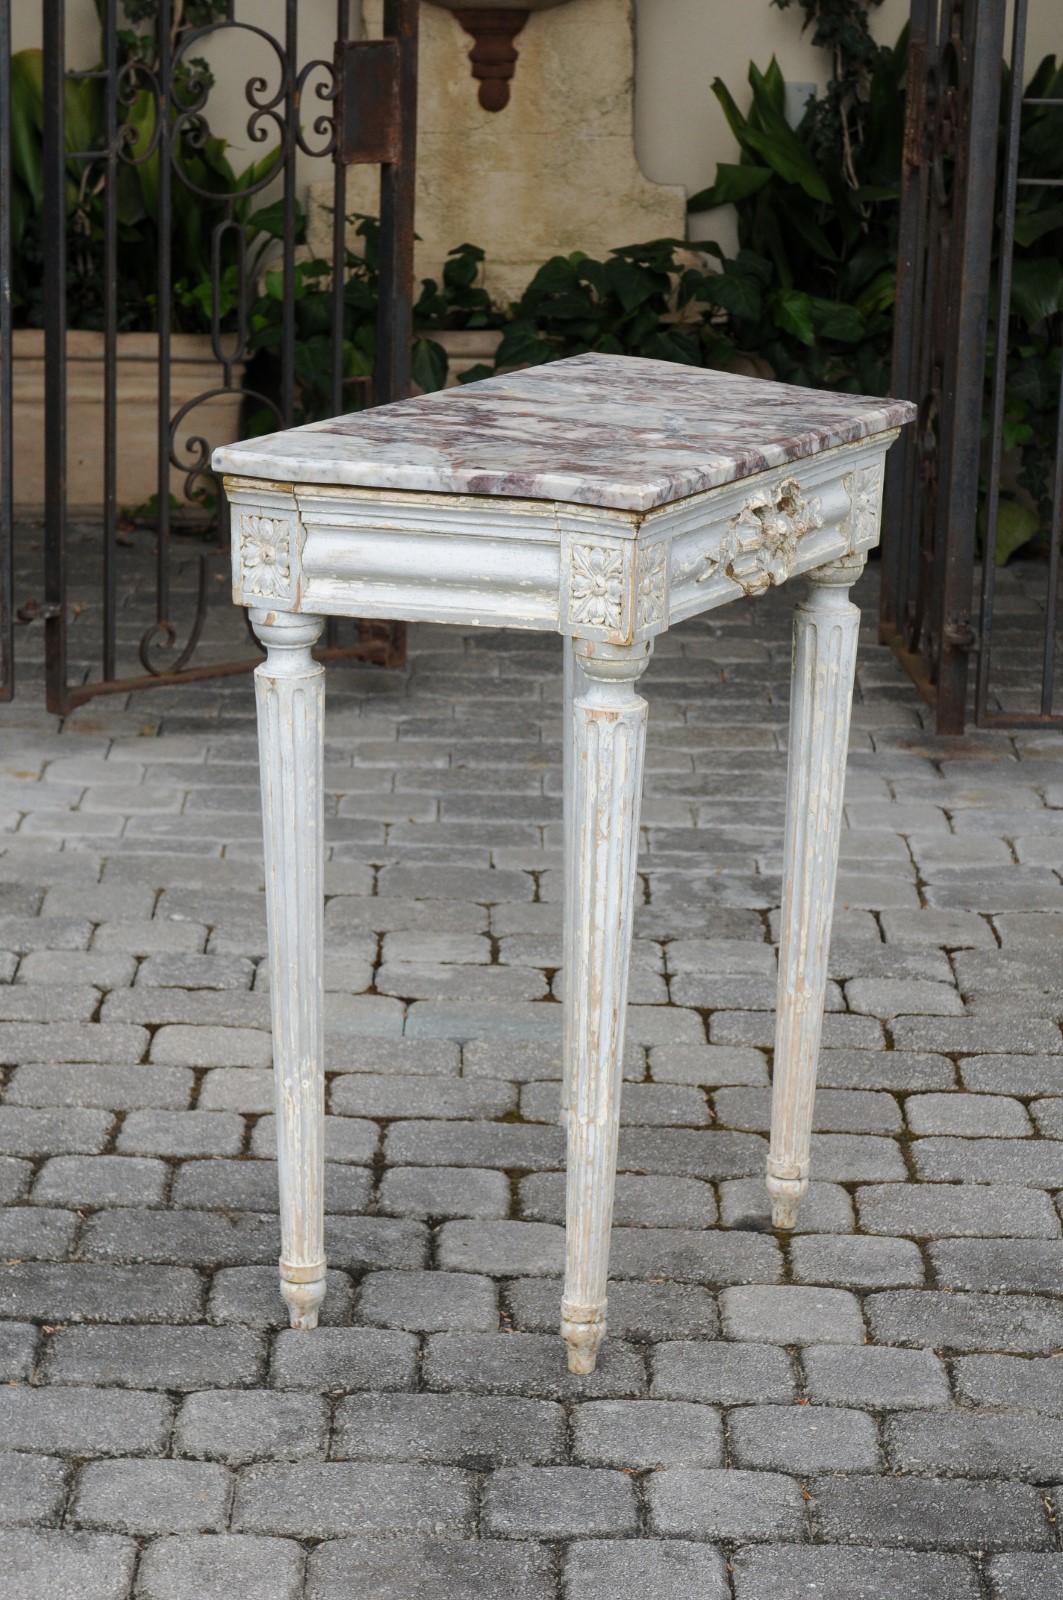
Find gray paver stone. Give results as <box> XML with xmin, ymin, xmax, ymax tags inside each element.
<box><xmin>482</xmin><ymin>1465</ymin><xmax>638</xmax><ymax>1538</ymax></box>
<box><xmin>306</xmin><ymin>1538</ymin><xmax>554</xmax><ymax>1600</ymax></box>
<box><xmin>72</xmin><ymin>1459</ymin><xmax>230</xmax><ymax>1535</ymax></box>
<box><xmin>729</xmin><ymin>1404</ymin><xmax>880</xmax><ymax>1472</ymax></box>
<box><xmin>135</xmin><ymin>1535</ymin><xmax>305</xmax><ymax>1600</ymax></box>
<box><xmin>174</xmin><ymin>1390</ymin><xmax>329</xmax><ymax>1464</ymax></box>
<box><xmin>572</xmin><ymin>1399</ymin><xmax>722</xmax><ymax>1468</ymax></box>
<box><xmin>802</xmin><ymin>1343</ymin><xmax>948</xmax><ymax>1409</ymax></box>
<box><xmin>562</xmin><ymin>1540</ymin><xmax>729</xmax><ymax>1600</ymax></box>
<box><xmin>648</xmin><ymin>1467</ymin><xmax>807</xmax><ymax>1541</ymax></box>
<box><xmin>0</xmin><ymin>1531</ymin><xmax>136</xmax><ymax>1600</ymax></box>
<box><xmin>731</xmin><ymin>1545</ymin><xmax>981</xmax><ymax>1600</ymax></box>
<box><xmin>332</xmin><ymin>1392</ymin><xmax>565</xmax><ymax>1467</ymax></box>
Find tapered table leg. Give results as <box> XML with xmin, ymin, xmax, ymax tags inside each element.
<box><xmin>560</xmin><ymin>635</ymin><xmax>586</xmax><ymax>1127</ymax></box>
<box><xmin>561</xmin><ymin>638</ymin><xmax>650</xmax><ymax>1374</ymax></box>
<box><xmin>768</xmin><ymin>554</ymin><xmax>864</xmax><ymax>1229</ymax></box>
<box><xmin>251</xmin><ymin>608</ymin><xmax>327</xmax><ymax>1329</ymax></box>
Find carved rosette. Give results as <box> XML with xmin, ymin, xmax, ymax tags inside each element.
<box><xmin>240</xmin><ymin>512</ymin><xmax>293</xmax><ymax>601</ymax></box>
<box><xmin>698</xmin><ymin>477</ymin><xmax>822</xmax><ymax>597</ymax></box>
<box><xmin>635</xmin><ymin>541</ymin><xmax>668</xmax><ymax>631</ymax></box>
<box><xmin>568</xmin><ymin>543</ymin><xmax>626</xmax><ymax>631</ymax></box>
<box><xmin>844</xmin><ymin>464</ymin><xmax>883</xmax><ymax>548</ymax></box>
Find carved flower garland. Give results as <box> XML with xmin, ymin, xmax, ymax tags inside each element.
<box><xmin>240</xmin><ymin>514</ymin><xmax>292</xmax><ymax>599</ymax></box>
<box><xmin>569</xmin><ymin>543</ymin><xmax>625</xmax><ymax>630</ymax></box>
<box><xmin>699</xmin><ymin>477</ymin><xmax>822</xmax><ymax>596</ymax></box>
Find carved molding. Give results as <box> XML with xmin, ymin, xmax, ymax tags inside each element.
<box><xmin>635</xmin><ymin>541</ymin><xmax>668</xmax><ymax>630</ymax></box>
<box><xmin>568</xmin><ymin>542</ymin><xmax>626</xmax><ymax>631</ymax></box>
<box><xmin>697</xmin><ymin>476</ymin><xmax>823</xmax><ymax>597</ymax></box>
<box><xmin>240</xmin><ymin>512</ymin><xmax>294</xmax><ymax>600</ymax></box>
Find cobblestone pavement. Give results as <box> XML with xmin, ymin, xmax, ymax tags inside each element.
<box><xmin>1</xmin><ymin>528</ymin><xmax>1062</xmax><ymax>1598</ymax></box>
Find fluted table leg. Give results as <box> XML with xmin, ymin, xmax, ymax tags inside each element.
<box><xmin>251</xmin><ymin>608</ymin><xmax>327</xmax><ymax>1329</ymax></box>
<box><xmin>561</xmin><ymin>638</ymin><xmax>650</xmax><ymax>1374</ymax></box>
<box><xmin>560</xmin><ymin>635</ymin><xmax>587</xmax><ymax>1127</ymax></box>
<box><xmin>768</xmin><ymin>554</ymin><xmax>864</xmax><ymax>1229</ymax></box>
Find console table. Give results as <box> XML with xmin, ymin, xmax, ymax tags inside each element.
<box><xmin>214</xmin><ymin>353</ymin><xmax>913</xmax><ymax>1374</ymax></box>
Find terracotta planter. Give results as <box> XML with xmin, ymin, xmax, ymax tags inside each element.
<box><xmin>12</xmin><ymin>329</ymin><xmax>245</xmax><ymax>516</ymax></box>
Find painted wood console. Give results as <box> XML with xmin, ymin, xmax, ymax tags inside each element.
<box><xmin>214</xmin><ymin>353</ymin><xmax>914</xmax><ymax>1373</ymax></box>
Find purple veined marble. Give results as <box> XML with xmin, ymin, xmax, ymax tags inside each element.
<box><xmin>213</xmin><ymin>352</ymin><xmax>916</xmax><ymax>513</ymax></box>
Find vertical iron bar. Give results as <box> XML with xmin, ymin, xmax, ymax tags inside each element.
<box><xmin>43</xmin><ymin>0</ymin><xmax>68</xmax><ymax>712</ymax></box>
<box><xmin>975</xmin><ymin>0</ymin><xmax>1027</xmax><ymax>724</ymax></box>
<box><xmin>1040</xmin><ymin>329</ymin><xmax>1063</xmax><ymax>715</ymax></box>
<box><xmin>331</xmin><ymin>0</ymin><xmax>350</xmax><ymax>417</ymax></box>
<box><xmin>156</xmin><ymin>0</ymin><xmax>172</xmax><ymax>630</ymax></box>
<box><xmin>102</xmin><ymin>0</ymin><xmax>118</xmax><ymax>681</ymax></box>
<box><xmin>901</xmin><ymin>0</ymin><xmax>940</xmax><ymax>660</ymax></box>
<box><xmin>932</xmin><ymin>0</ymin><xmax>1006</xmax><ymax>733</ymax></box>
<box><xmin>882</xmin><ymin>0</ymin><xmax>932</xmax><ymax>643</ymax></box>
<box><xmin>326</xmin><ymin>0</ymin><xmax>351</xmax><ymax>651</ymax></box>
<box><xmin>281</xmin><ymin>0</ymin><xmax>297</xmax><ymax>424</ymax></box>
<box><xmin>375</xmin><ymin>0</ymin><xmax>417</xmax><ymax>405</ymax></box>
<box><xmin>0</xmin><ymin>0</ymin><xmax>14</xmax><ymax>700</ymax></box>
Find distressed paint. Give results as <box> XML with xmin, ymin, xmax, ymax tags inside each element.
<box><xmin>767</xmin><ymin>554</ymin><xmax>865</xmax><ymax>1230</ymax></box>
<box><xmin>251</xmin><ymin>608</ymin><xmax>327</xmax><ymax>1329</ymax></box>
<box><xmin>561</xmin><ymin>638</ymin><xmax>650</xmax><ymax>1374</ymax></box>
<box><xmin>222</xmin><ymin>356</ymin><xmax>908</xmax><ymax>1362</ymax></box>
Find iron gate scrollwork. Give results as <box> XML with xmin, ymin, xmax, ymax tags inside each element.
<box><xmin>1</xmin><ymin>0</ymin><xmax>417</xmax><ymax>715</ymax></box>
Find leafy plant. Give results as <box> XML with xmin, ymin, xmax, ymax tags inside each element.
<box><xmin>771</xmin><ymin>0</ymin><xmax>890</xmax><ymax>185</ymax></box>
<box><xmin>244</xmin><ymin>226</ymin><xmax>494</xmax><ymax>429</ymax></box>
<box><xmin>685</xmin><ymin>41</ymin><xmax>906</xmax><ymax>398</ymax></box>
<box><xmin>464</xmin><ymin>239</ymin><xmax>704</xmax><ymax>382</ymax></box>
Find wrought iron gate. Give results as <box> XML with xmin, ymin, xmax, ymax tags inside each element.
<box><xmin>0</xmin><ymin>0</ymin><xmax>417</xmax><ymax>714</ymax></box>
<box><xmin>882</xmin><ymin>0</ymin><xmax>1063</xmax><ymax>731</ymax></box>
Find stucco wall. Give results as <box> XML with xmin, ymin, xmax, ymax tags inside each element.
<box><xmin>12</xmin><ymin>0</ymin><xmax>1062</xmax><ymax>267</ymax></box>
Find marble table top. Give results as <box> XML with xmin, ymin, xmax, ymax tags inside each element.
<box><xmin>214</xmin><ymin>352</ymin><xmax>915</xmax><ymax>514</ymax></box>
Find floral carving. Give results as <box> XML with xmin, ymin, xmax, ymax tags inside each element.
<box><xmin>698</xmin><ymin>477</ymin><xmax>822</xmax><ymax>596</ymax></box>
<box><xmin>240</xmin><ymin>513</ymin><xmax>292</xmax><ymax>600</ymax></box>
<box><xmin>635</xmin><ymin>542</ymin><xmax>667</xmax><ymax>629</ymax></box>
<box><xmin>845</xmin><ymin>464</ymin><xmax>883</xmax><ymax>545</ymax></box>
<box><xmin>569</xmin><ymin>543</ymin><xmax>626</xmax><ymax>630</ymax></box>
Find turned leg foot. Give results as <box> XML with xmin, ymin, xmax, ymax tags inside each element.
<box><xmin>280</xmin><ymin>1265</ymin><xmax>327</xmax><ymax>1330</ymax></box>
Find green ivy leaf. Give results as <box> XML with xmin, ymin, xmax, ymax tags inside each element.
<box><xmin>1012</xmin><ymin>203</ymin><xmax>1063</xmax><ymax>249</ymax></box>
<box><xmin>700</xmin><ymin>269</ymin><xmax>763</xmax><ymax>322</ymax></box>
<box><xmin>603</xmin><ymin>257</ymin><xmax>659</xmax><ymax>314</ymax></box>
<box><xmin>411</xmin><ymin>337</ymin><xmax>448</xmax><ymax>393</ymax></box>
<box><xmin>1010</xmin><ymin>258</ymin><xmax>1063</xmax><ymax>327</ymax></box>
<box><xmin>811</xmin><ymin>297</ymin><xmax>864</xmax><ymax>343</ymax></box>
<box><xmin>772</xmin><ymin>288</ymin><xmax>816</xmax><ymax>345</ymax></box>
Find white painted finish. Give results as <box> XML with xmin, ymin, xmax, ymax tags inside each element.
<box><xmin>224</xmin><ymin>363</ymin><xmax>906</xmax><ymax>1364</ymax></box>
<box><xmin>560</xmin><ymin>635</ymin><xmax>576</xmax><ymax>1126</ymax></box>
<box><xmin>225</xmin><ymin>435</ymin><xmax>894</xmax><ymax>649</ymax></box>
<box><xmin>767</xmin><ymin>554</ymin><xmax>865</xmax><ymax>1230</ymax></box>
<box><xmin>251</xmin><ymin>608</ymin><xmax>328</xmax><ymax>1330</ymax></box>
<box><xmin>561</xmin><ymin>639</ymin><xmax>650</xmax><ymax>1373</ymax></box>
